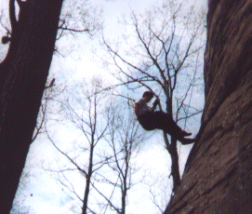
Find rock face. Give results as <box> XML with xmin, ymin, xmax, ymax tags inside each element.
<box><xmin>165</xmin><ymin>0</ymin><xmax>252</xmax><ymax>213</ymax></box>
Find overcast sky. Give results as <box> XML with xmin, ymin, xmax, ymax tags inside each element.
<box><xmin>0</xmin><ymin>0</ymin><xmax>207</xmax><ymax>213</ymax></box>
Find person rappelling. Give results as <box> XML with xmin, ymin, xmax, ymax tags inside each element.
<box><xmin>134</xmin><ymin>91</ymin><xmax>195</xmax><ymax>145</ymax></box>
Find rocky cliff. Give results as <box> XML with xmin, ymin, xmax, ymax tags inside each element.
<box><xmin>165</xmin><ymin>0</ymin><xmax>252</xmax><ymax>213</ymax></box>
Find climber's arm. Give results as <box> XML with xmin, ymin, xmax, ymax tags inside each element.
<box><xmin>150</xmin><ymin>98</ymin><xmax>160</xmax><ymax>112</ymax></box>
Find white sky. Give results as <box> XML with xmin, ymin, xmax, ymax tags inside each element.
<box><xmin>0</xmin><ymin>0</ymin><xmax>207</xmax><ymax>213</ymax></box>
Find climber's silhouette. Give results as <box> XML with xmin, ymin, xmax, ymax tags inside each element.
<box><xmin>134</xmin><ymin>91</ymin><xmax>195</xmax><ymax>145</ymax></box>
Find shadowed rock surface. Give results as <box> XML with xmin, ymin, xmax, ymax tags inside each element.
<box><xmin>165</xmin><ymin>0</ymin><xmax>252</xmax><ymax>213</ymax></box>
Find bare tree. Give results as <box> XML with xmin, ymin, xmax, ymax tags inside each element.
<box><xmin>41</xmin><ymin>78</ymin><xmax>148</xmax><ymax>214</ymax></box>
<box><xmin>102</xmin><ymin>1</ymin><xmax>206</xmax><ymax>192</ymax></box>
<box><xmin>43</xmin><ymin>79</ymin><xmax>113</xmax><ymax>214</ymax></box>
<box><xmin>90</xmin><ymin>102</ymin><xmax>145</xmax><ymax>214</ymax></box>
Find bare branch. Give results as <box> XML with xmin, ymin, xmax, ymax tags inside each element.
<box><xmin>90</xmin><ymin>180</ymin><xmax>121</xmax><ymax>213</ymax></box>
<box><xmin>58</xmin><ymin>26</ymin><xmax>90</xmax><ymax>33</ymax></box>
<box><xmin>133</xmin><ymin>14</ymin><xmax>167</xmax><ymax>84</ymax></box>
<box><xmin>46</xmin><ymin>132</ymin><xmax>88</xmax><ymax>177</ymax></box>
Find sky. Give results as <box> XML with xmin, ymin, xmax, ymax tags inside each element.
<box><xmin>1</xmin><ymin>0</ymin><xmax>207</xmax><ymax>213</ymax></box>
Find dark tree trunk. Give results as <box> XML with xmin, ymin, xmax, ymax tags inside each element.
<box><xmin>0</xmin><ymin>0</ymin><xmax>63</xmax><ymax>213</ymax></box>
<box><xmin>163</xmin><ymin>130</ymin><xmax>181</xmax><ymax>193</ymax></box>
<box><xmin>170</xmin><ymin>137</ymin><xmax>181</xmax><ymax>192</ymax></box>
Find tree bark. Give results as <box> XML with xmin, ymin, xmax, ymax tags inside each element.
<box><xmin>0</xmin><ymin>0</ymin><xmax>63</xmax><ymax>212</ymax></box>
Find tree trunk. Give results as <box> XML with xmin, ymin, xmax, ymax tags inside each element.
<box><xmin>163</xmin><ymin>131</ymin><xmax>181</xmax><ymax>193</ymax></box>
<box><xmin>0</xmin><ymin>0</ymin><xmax>63</xmax><ymax>212</ymax></box>
<box><xmin>170</xmin><ymin>137</ymin><xmax>181</xmax><ymax>192</ymax></box>
<box><xmin>82</xmin><ymin>142</ymin><xmax>94</xmax><ymax>214</ymax></box>
<box><xmin>121</xmin><ymin>155</ymin><xmax>129</xmax><ymax>214</ymax></box>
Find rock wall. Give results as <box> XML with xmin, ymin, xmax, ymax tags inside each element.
<box><xmin>165</xmin><ymin>0</ymin><xmax>252</xmax><ymax>213</ymax></box>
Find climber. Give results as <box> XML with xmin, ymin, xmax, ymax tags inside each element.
<box><xmin>134</xmin><ymin>91</ymin><xmax>195</xmax><ymax>145</ymax></box>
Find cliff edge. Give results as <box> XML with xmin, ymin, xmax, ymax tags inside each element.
<box><xmin>165</xmin><ymin>0</ymin><xmax>252</xmax><ymax>213</ymax></box>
